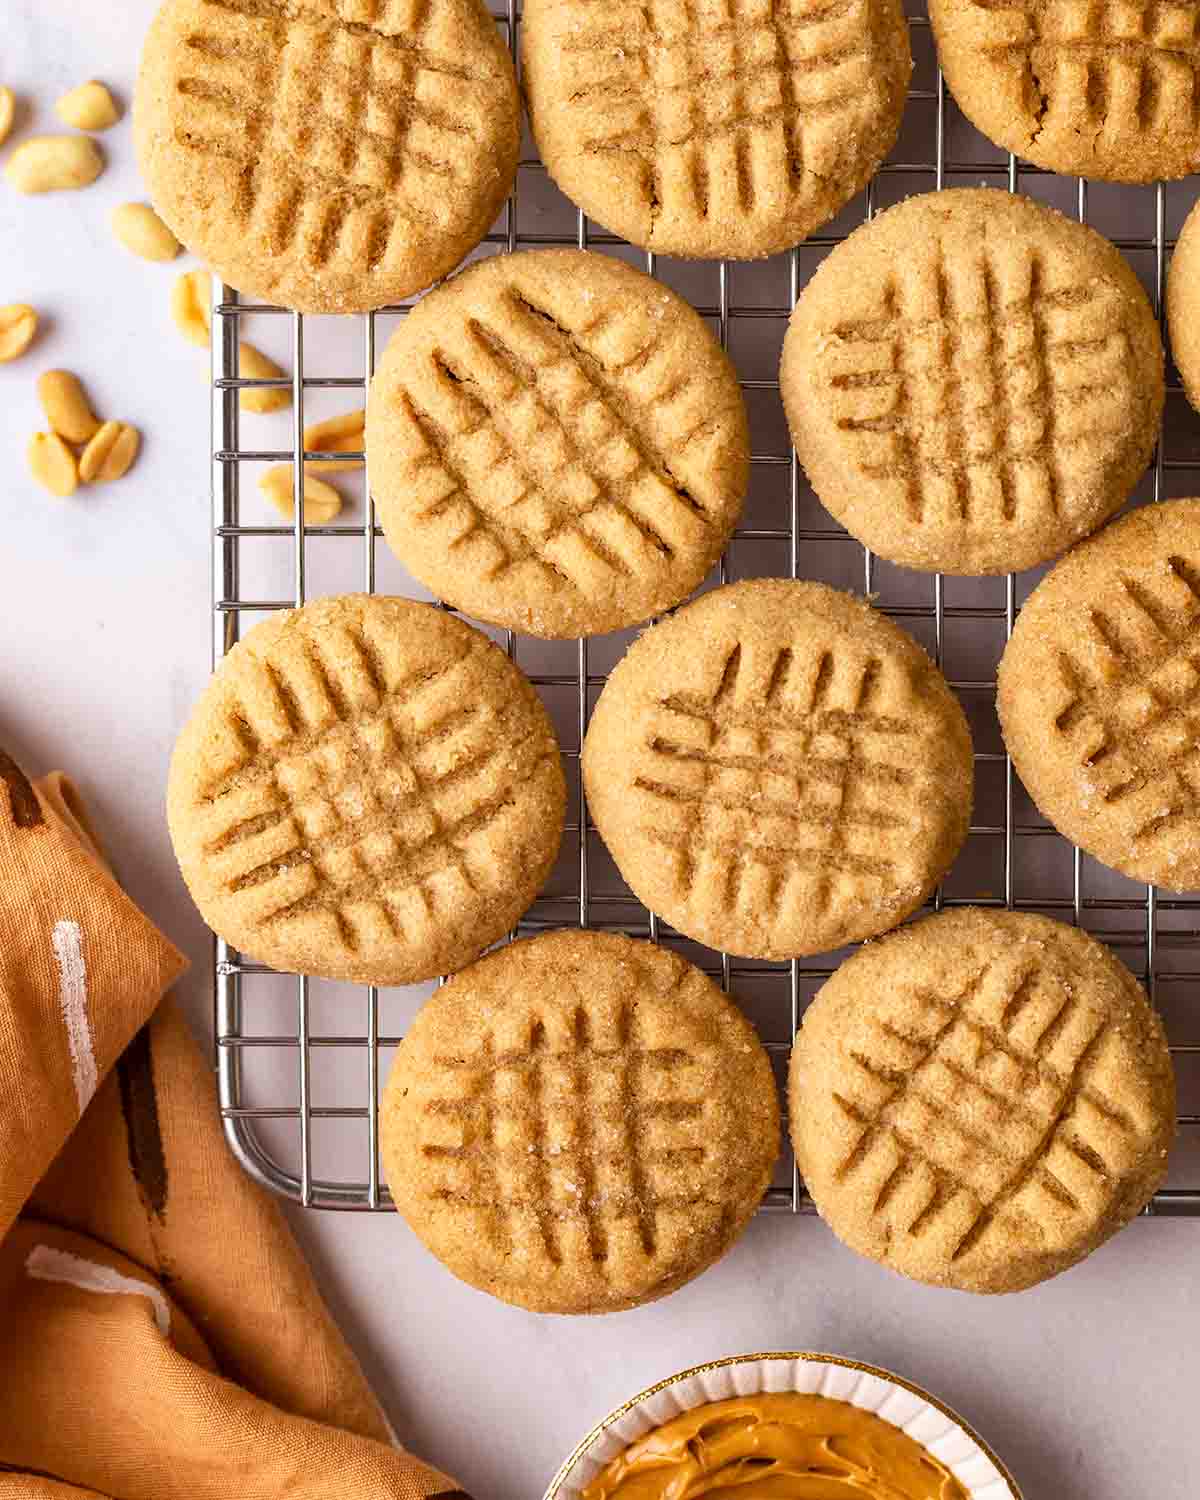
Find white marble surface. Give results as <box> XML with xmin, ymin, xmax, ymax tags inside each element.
<box><xmin>3</xmin><ymin>4</ymin><xmax>1199</xmax><ymax>1497</ymax></box>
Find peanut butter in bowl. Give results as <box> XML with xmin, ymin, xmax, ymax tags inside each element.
<box><xmin>580</xmin><ymin>1393</ymin><xmax>968</xmax><ymax>1500</ymax></box>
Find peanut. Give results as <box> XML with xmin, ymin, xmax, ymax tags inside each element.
<box><xmin>303</xmin><ymin>409</ymin><xmax>365</xmax><ymax>471</ymax></box>
<box><xmin>111</xmin><ymin>202</ymin><xmax>181</xmax><ymax>263</ymax></box>
<box><xmin>55</xmin><ymin>81</ymin><xmax>120</xmax><ymax>132</ymax></box>
<box><xmin>170</xmin><ymin>268</ymin><xmax>212</xmax><ymax>348</ymax></box>
<box><xmin>4</xmin><ymin>135</ymin><xmax>104</xmax><ymax>194</ymax></box>
<box><xmin>0</xmin><ymin>87</ymin><xmax>15</xmax><ymax>148</ymax></box>
<box><xmin>38</xmin><ymin>370</ymin><xmax>102</xmax><ymax>445</ymax></box>
<box><xmin>259</xmin><ymin>465</ymin><xmax>343</xmax><ymax>525</ymax></box>
<box><xmin>28</xmin><ymin>432</ymin><xmax>79</xmax><ymax>498</ymax></box>
<box><xmin>238</xmin><ymin>342</ymin><xmax>291</xmax><ymax>413</ymax></box>
<box><xmin>80</xmin><ymin>421</ymin><xmax>141</xmax><ymax>483</ymax></box>
<box><xmin>0</xmin><ymin>304</ymin><xmax>37</xmax><ymax>363</ymax></box>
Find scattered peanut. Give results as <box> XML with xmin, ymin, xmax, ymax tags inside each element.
<box><xmin>170</xmin><ymin>268</ymin><xmax>212</xmax><ymax>348</ymax></box>
<box><xmin>0</xmin><ymin>88</ymin><xmax>15</xmax><ymax>148</ymax></box>
<box><xmin>111</xmin><ymin>202</ymin><xmax>181</xmax><ymax>263</ymax></box>
<box><xmin>259</xmin><ymin>465</ymin><xmax>343</xmax><ymax>524</ymax></box>
<box><xmin>172</xmin><ymin>272</ymin><xmax>294</xmax><ymax>411</ymax></box>
<box><xmin>302</xmin><ymin>409</ymin><xmax>366</xmax><ymax>471</ymax></box>
<box><xmin>0</xmin><ymin>304</ymin><xmax>37</xmax><ymax>363</ymax></box>
<box><xmin>79</xmin><ymin>420</ymin><xmax>141</xmax><ymax>483</ymax></box>
<box><xmin>4</xmin><ymin>134</ymin><xmax>104</xmax><ymax>194</ymax></box>
<box><xmin>28</xmin><ymin>432</ymin><xmax>79</xmax><ymax>498</ymax></box>
<box><xmin>37</xmin><ymin>369</ymin><xmax>102</xmax><ymax>445</ymax></box>
<box><xmin>238</xmin><ymin>342</ymin><xmax>291</xmax><ymax>413</ymax></box>
<box><xmin>55</xmin><ymin>81</ymin><xmax>120</xmax><ymax>132</ymax></box>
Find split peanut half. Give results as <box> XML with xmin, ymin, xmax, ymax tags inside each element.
<box><xmin>28</xmin><ymin>432</ymin><xmax>79</xmax><ymax>498</ymax></box>
<box><xmin>80</xmin><ymin>421</ymin><xmax>141</xmax><ymax>483</ymax></box>
<box><xmin>37</xmin><ymin>370</ymin><xmax>102</xmax><ymax>445</ymax></box>
<box><xmin>0</xmin><ymin>304</ymin><xmax>37</xmax><ymax>363</ymax></box>
<box><xmin>237</xmin><ymin>343</ymin><xmax>290</xmax><ymax>414</ymax></box>
<box><xmin>259</xmin><ymin>465</ymin><xmax>343</xmax><ymax>524</ymax></box>
<box><xmin>111</xmin><ymin>202</ymin><xmax>181</xmax><ymax>262</ymax></box>
<box><xmin>4</xmin><ymin>135</ymin><xmax>104</xmax><ymax>193</ymax></box>
<box><xmin>55</xmin><ymin>81</ymin><xmax>120</xmax><ymax>131</ymax></box>
<box><xmin>303</xmin><ymin>409</ymin><xmax>365</xmax><ymax>471</ymax></box>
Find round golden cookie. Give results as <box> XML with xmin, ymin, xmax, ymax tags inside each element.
<box><xmin>520</xmin><ymin>0</ymin><xmax>911</xmax><ymax>260</ymax></box>
<box><xmin>581</xmin><ymin>579</ymin><xmax>973</xmax><ymax>959</ymax></box>
<box><xmin>134</xmin><ymin>0</ymin><xmax>520</xmax><ymax>313</ymax></box>
<box><xmin>781</xmin><ymin>189</ymin><xmax>1164</xmax><ymax>576</ymax></box>
<box><xmin>366</xmin><ymin>250</ymin><xmax>749</xmax><ymax>638</ymax></box>
<box><xmin>999</xmin><ymin>499</ymin><xmax>1200</xmax><ymax>891</ymax></box>
<box><xmin>1168</xmin><ymin>199</ymin><xmax>1200</xmax><ymax>415</ymax></box>
<box><xmin>790</xmin><ymin>909</ymin><xmax>1175</xmax><ymax>1293</ymax></box>
<box><xmin>167</xmin><ymin>594</ymin><xmax>565</xmax><ymax>984</ymax></box>
<box><xmin>381</xmin><ymin>929</ymin><xmax>781</xmax><ymax>1313</ymax></box>
<box><xmin>929</xmin><ymin>0</ymin><xmax>1200</xmax><ymax>183</ymax></box>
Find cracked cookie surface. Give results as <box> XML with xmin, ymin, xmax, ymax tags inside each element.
<box><xmin>999</xmin><ymin>498</ymin><xmax>1200</xmax><ymax>891</ymax></box>
<box><xmin>582</xmin><ymin>579</ymin><xmax>973</xmax><ymax>959</ymax></box>
<box><xmin>382</xmin><ymin>928</ymin><xmax>781</xmax><ymax>1313</ymax></box>
<box><xmin>521</xmin><ymin>0</ymin><xmax>912</xmax><ymax>259</ymax></box>
<box><xmin>167</xmin><ymin>594</ymin><xmax>565</xmax><ymax>984</ymax></box>
<box><xmin>366</xmin><ymin>249</ymin><xmax>749</xmax><ymax>637</ymax></box>
<box><xmin>135</xmin><ymin>0</ymin><xmax>520</xmax><ymax>312</ymax></box>
<box><xmin>929</xmin><ymin>0</ymin><xmax>1200</xmax><ymax>182</ymax></box>
<box><xmin>791</xmin><ymin>909</ymin><xmax>1175</xmax><ymax>1293</ymax></box>
<box><xmin>782</xmin><ymin>189</ymin><xmax>1164</xmax><ymax>576</ymax></box>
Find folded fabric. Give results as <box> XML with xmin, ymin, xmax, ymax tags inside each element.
<box><xmin>0</xmin><ymin>748</ymin><xmax>468</xmax><ymax>1500</ymax></box>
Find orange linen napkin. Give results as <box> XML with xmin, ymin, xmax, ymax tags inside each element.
<box><xmin>0</xmin><ymin>748</ymin><xmax>468</xmax><ymax>1500</ymax></box>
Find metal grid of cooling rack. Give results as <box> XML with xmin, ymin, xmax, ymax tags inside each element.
<box><xmin>212</xmin><ymin>1</ymin><xmax>1200</xmax><ymax>1215</ymax></box>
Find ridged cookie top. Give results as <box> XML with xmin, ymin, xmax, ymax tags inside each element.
<box><xmin>582</xmin><ymin>580</ymin><xmax>973</xmax><ymax>959</ymax></box>
<box><xmin>521</xmin><ymin>0</ymin><xmax>912</xmax><ymax>259</ymax></box>
<box><xmin>999</xmin><ymin>499</ymin><xmax>1200</xmax><ymax>892</ymax></box>
<box><xmin>791</xmin><ymin>910</ymin><xmax>1175</xmax><ymax>1293</ymax></box>
<box><xmin>382</xmin><ymin>929</ymin><xmax>781</xmax><ymax>1313</ymax></box>
<box><xmin>134</xmin><ymin>0</ymin><xmax>520</xmax><ymax>312</ymax></box>
<box><xmin>166</xmin><ymin>595</ymin><xmax>565</xmax><ymax>984</ymax></box>
<box><xmin>929</xmin><ymin>0</ymin><xmax>1200</xmax><ymax>182</ymax></box>
<box><xmin>782</xmin><ymin>190</ymin><xmax>1164</xmax><ymax>576</ymax></box>
<box><xmin>366</xmin><ymin>250</ymin><xmax>749</xmax><ymax>638</ymax></box>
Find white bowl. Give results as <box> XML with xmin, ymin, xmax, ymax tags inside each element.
<box><xmin>545</xmin><ymin>1350</ymin><xmax>1023</xmax><ymax>1500</ymax></box>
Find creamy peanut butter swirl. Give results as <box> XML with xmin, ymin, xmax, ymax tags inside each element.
<box><xmin>580</xmin><ymin>1394</ymin><xmax>969</xmax><ymax>1500</ymax></box>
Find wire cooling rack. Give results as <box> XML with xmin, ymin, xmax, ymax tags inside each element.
<box><xmin>211</xmin><ymin>1</ymin><xmax>1200</xmax><ymax>1215</ymax></box>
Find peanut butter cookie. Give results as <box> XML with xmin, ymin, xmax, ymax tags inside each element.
<box><xmin>582</xmin><ymin>579</ymin><xmax>973</xmax><ymax>959</ymax></box>
<box><xmin>929</xmin><ymin>0</ymin><xmax>1200</xmax><ymax>182</ymax></box>
<box><xmin>167</xmin><ymin>595</ymin><xmax>565</xmax><ymax>984</ymax></box>
<box><xmin>791</xmin><ymin>909</ymin><xmax>1175</xmax><ymax>1293</ymax></box>
<box><xmin>382</xmin><ymin>929</ymin><xmax>781</xmax><ymax>1313</ymax></box>
<box><xmin>521</xmin><ymin>0</ymin><xmax>912</xmax><ymax>260</ymax></box>
<box><xmin>134</xmin><ymin>0</ymin><xmax>520</xmax><ymax>313</ymax></box>
<box><xmin>999</xmin><ymin>499</ymin><xmax>1200</xmax><ymax>891</ymax></box>
<box><xmin>366</xmin><ymin>250</ymin><xmax>749</xmax><ymax>638</ymax></box>
<box><xmin>782</xmin><ymin>189</ymin><xmax>1164</xmax><ymax>576</ymax></box>
<box><xmin>1168</xmin><ymin>199</ymin><xmax>1200</xmax><ymax>416</ymax></box>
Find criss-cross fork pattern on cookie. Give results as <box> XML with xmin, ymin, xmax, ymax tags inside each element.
<box><xmin>634</xmin><ymin>638</ymin><xmax>930</xmax><ymax>918</ymax></box>
<box><xmin>821</xmin><ymin>252</ymin><xmax>1135</xmax><ymax>528</ymax></box>
<box><xmin>832</xmin><ymin>956</ymin><xmax>1140</xmax><ymax>1262</ymax></box>
<box><xmin>171</xmin><ymin>0</ymin><xmax>498</xmax><ymax>269</ymax></box>
<box><xmin>193</xmin><ymin>635</ymin><xmax>548</xmax><ymax>951</ymax></box>
<box><xmin>417</xmin><ymin>990</ymin><xmax>721</xmax><ymax>1270</ymax></box>
<box><xmin>558</xmin><ymin>0</ymin><xmax>883</xmax><ymax>220</ymax></box>
<box><xmin>1050</xmin><ymin>554</ymin><xmax>1200</xmax><ymax>852</ymax></box>
<box><xmin>970</xmin><ymin>0</ymin><xmax>1200</xmax><ymax>132</ymax></box>
<box><xmin>398</xmin><ymin>288</ymin><xmax>716</xmax><ymax>599</ymax></box>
